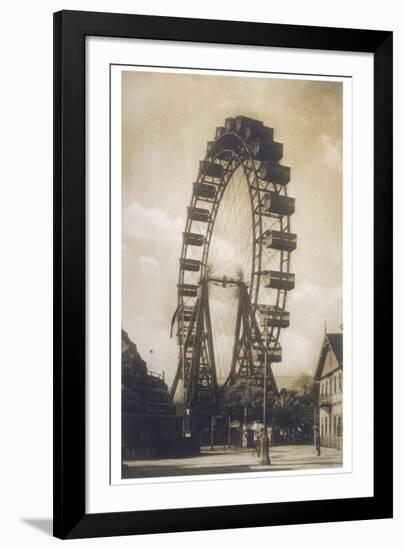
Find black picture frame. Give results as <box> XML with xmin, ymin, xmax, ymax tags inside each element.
<box><xmin>53</xmin><ymin>9</ymin><xmax>393</xmax><ymax>540</ymax></box>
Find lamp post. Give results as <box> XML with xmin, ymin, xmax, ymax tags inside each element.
<box><xmin>210</xmin><ymin>415</ymin><xmax>214</xmax><ymax>450</ymax></box>
<box><xmin>314</xmin><ymin>404</ymin><xmax>321</xmax><ymax>456</ymax></box>
<box><xmin>260</xmin><ymin>305</ymin><xmax>271</xmax><ymax>465</ymax></box>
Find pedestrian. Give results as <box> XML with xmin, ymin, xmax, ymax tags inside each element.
<box><xmin>256</xmin><ymin>428</ymin><xmax>263</xmax><ymax>457</ymax></box>
<box><xmin>314</xmin><ymin>426</ymin><xmax>321</xmax><ymax>456</ymax></box>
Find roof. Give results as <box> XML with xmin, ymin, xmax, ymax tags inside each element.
<box><xmin>326</xmin><ymin>333</ymin><xmax>343</xmax><ymax>366</ymax></box>
<box><xmin>314</xmin><ymin>332</ymin><xmax>343</xmax><ymax>381</ymax></box>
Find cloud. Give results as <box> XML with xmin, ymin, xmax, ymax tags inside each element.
<box><xmin>319</xmin><ymin>133</ymin><xmax>342</xmax><ymax>174</ymax></box>
<box><xmin>138</xmin><ymin>255</ymin><xmax>160</xmax><ymax>269</ymax></box>
<box><xmin>123</xmin><ymin>201</ymin><xmax>184</xmax><ymax>242</ymax></box>
<box><xmin>291</xmin><ymin>282</ymin><xmax>320</xmax><ymax>303</ymax></box>
<box><xmin>278</xmin><ymin>330</ymin><xmax>318</xmax><ymax>376</ymax></box>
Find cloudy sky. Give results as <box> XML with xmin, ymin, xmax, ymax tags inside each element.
<box><xmin>121</xmin><ymin>69</ymin><xmax>343</xmax><ymax>386</ymax></box>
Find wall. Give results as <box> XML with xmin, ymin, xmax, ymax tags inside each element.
<box><xmin>0</xmin><ymin>1</ymin><xmax>400</xmax><ymax>549</ymax></box>
<box><xmin>320</xmin><ymin>350</ymin><xmax>343</xmax><ymax>448</ymax></box>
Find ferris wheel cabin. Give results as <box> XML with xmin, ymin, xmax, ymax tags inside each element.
<box><xmin>199</xmin><ymin>160</ymin><xmax>224</xmax><ymax>179</ymax></box>
<box><xmin>262</xmin><ymin>193</ymin><xmax>295</xmax><ymax>216</ymax></box>
<box><xmin>252</xmin><ymin>344</ymin><xmax>283</xmax><ymax>364</ymax></box>
<box><xmin>259</xmin><ymin>307</ymin><xmax>290</xmax><ymax>329</ymax></box>
<box><xmin>177</xmin><ymin>283</ymin><xmax>198</xmax><ymax>297</ymax></box>
<box><xmin>182</xmin><ymin>232</ymin><xmax>204</xmax><ymax>247</ymax></box>
<box><xmin>179</xmin><ymin>305</ymin><xmax>194</xmax><ymax>322</ymax></box>
<box><xmin>180</xmin><ymin>258</ymin><xmax>201</xmax><ymax>272</ymax></box>
<box><xmin>193</xmin><ymin>182</ymin><xmax>217</xmax><ymax>200</ymax></box>
<box><xmin>258</xmin><ymin>161</ymin><xmax>290</xmax><ymax>184</ymax></box>
<box><xmin>262</xmin><ymin>270</ymin><xmax>295</xmax><ymax>291</ymax></box>
<box><xmin>262</xmin><ymin>229</ymin><xmax>297</xmax><ymax>252</ymax></box>
<box><xmin>187</xmin><ymin>206</ymin><xmax>210</xmax><ymax>222</ymax></box>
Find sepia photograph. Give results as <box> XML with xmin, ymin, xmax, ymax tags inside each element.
<box><xmin>120</xmin><ymin>69</ymin><xmax>344</xmax><ymax>480</ymax></box>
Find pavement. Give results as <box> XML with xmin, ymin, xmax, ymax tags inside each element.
<box><xmin>122</xmin><ymin>445</ymin><xmax>343</xmax><ymax>479</ymax></box>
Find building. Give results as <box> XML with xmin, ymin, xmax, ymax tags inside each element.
<box><xmin>122</xmin><ymin>330</ymin><xmax>198</xmax><ymax>461</ymax></box>
<box><xmin>313</xmin><ymin>331</ymin><xmax>343</xmax><ymax>450</ymax></box>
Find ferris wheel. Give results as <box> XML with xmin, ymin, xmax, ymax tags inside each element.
<box><xmin>170</xmin><ymin>116</ymin><xmax>296</xmax><ymax>413</ymax></box>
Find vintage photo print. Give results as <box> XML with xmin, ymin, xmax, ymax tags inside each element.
<box><xmin>120</xmin><ymin>68</ymin><xmax>343</xmax><ymax>480</ymax></box>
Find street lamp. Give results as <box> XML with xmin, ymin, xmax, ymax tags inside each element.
<box><xmin>260</xmin><ymin>305</ymin><xmax>271</xmax><ymax>465</ymax></box>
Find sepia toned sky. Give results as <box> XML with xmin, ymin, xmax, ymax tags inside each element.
<box><xmin>121</xmin><ymin>69</ymin><xmax>343</xmax><ymax>386</ymax></box>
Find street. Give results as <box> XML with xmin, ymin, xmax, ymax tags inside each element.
<box><xmin>122</xmin><ymin>445</ymin><xmax>342</xmax><ymax>479</ymax></box>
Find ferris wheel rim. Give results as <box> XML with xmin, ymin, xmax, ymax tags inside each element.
<box><xmin>173</xmin><ymin>118</ymin><xmax>295</xmax><ymax>396</ymax></box>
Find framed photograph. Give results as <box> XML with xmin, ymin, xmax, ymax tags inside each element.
<box><xmin>53</xmin><ymin>10</ymin><xmax>393</xmax><ymax>539</ymax></box>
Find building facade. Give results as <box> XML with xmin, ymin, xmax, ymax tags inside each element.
<box><xmin>314</xmin><ymin>332</ymin><xmax>343</xmax><ymax>450</ymax></box>
<box><xmin>122</xmin><ymin>330</ymin><xmax>198</xmax><ymax>461</ymax></box>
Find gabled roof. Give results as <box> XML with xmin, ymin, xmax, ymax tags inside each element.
<box><xmin>326</xmin><ymin>333</ymin><xmax>343</xmax><ymax>366</ymax></box>
<box><xmin>314</xmin><ymin>332</ymin><xmax>343</xmax><ymax>381</ymax></box>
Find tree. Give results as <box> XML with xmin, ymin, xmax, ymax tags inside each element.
<box><xmin>272</xmin><ymin>375</ymin><xmax>315</xmax><ymax>443</ymax></box>
<box><xmin>220</xmin><ymin>379</ymin><xmax>275</xmax><ymax>423</ymax></box>
<box><xmin>219</xmin><ymin>375</ymin><xmax>315</xmax><ymax>442</ymax></box>
<box><xmin>291</xmin><ymin>374</ymin><xmax>314</xmax><ymax>397</ymax></box>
